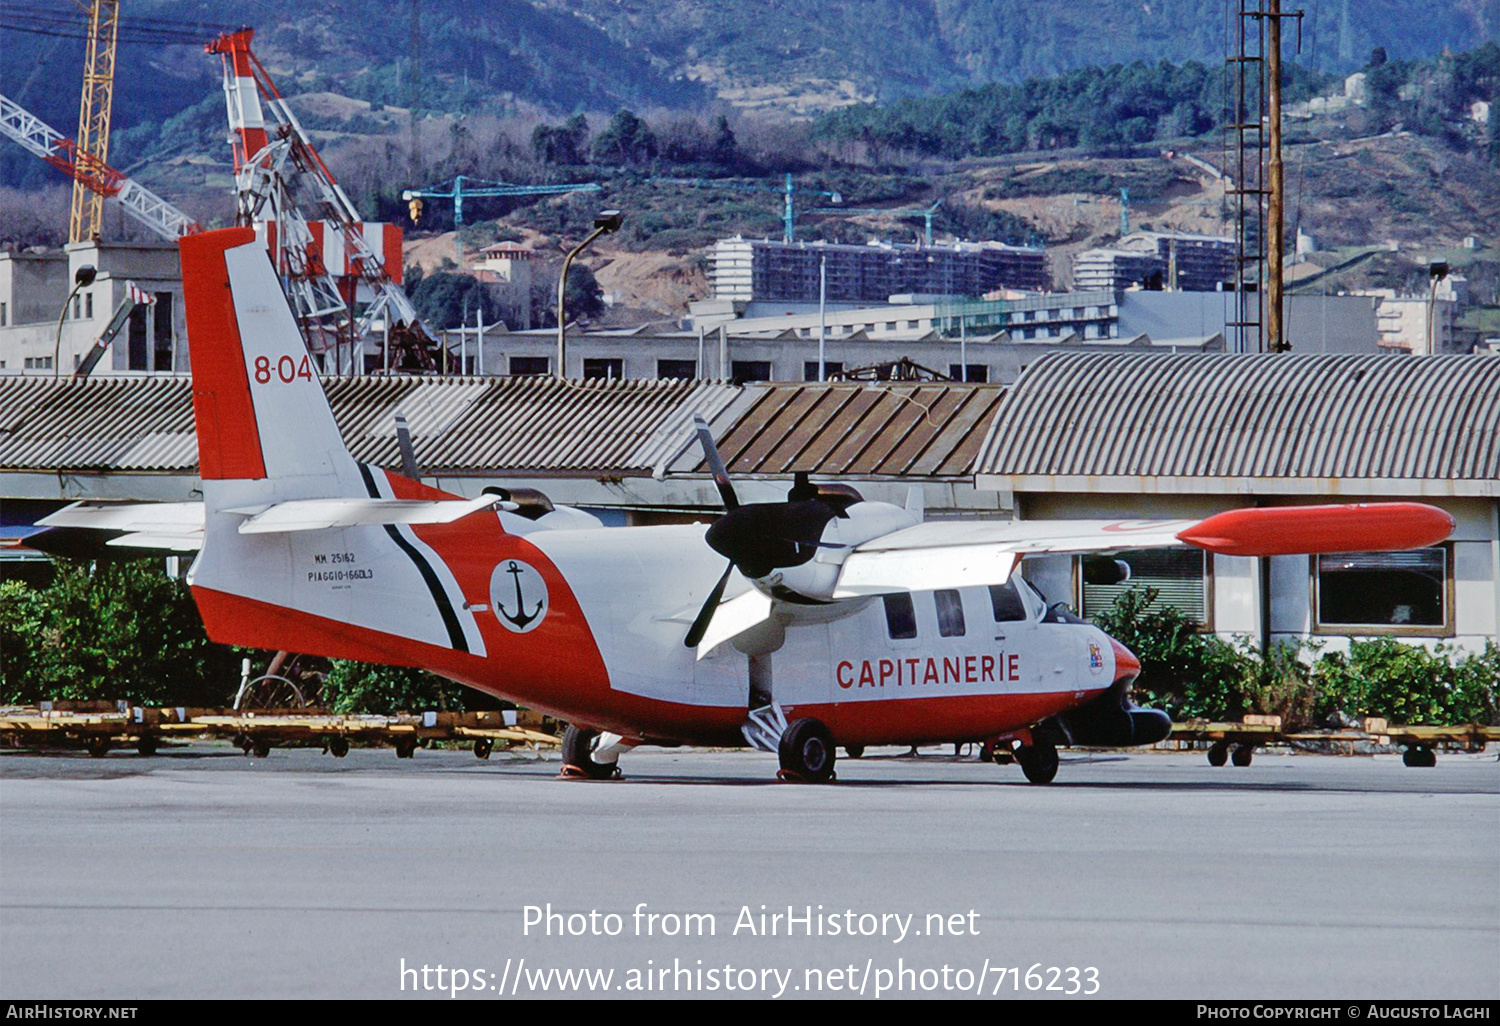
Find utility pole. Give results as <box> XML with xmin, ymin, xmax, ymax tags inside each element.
<box><xmin>817</xmin><ymin>256</ymin><xmax>827</xmax><ymax>381</ymax></box>
<box><xmin>1267</xmin><ymin>0</ymin><xmax>1288</xmax><ymax>352</ymax></box>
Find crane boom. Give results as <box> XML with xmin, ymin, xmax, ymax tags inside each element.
<box><xmin>0</xmin><ymin>91</ymin><xmax>201</xmax><ymax>241</ymax></box>
<box><xmin>402</xmin><ymin>175</ymin><xmax>601</xmax><ymax>264</ymax></box>
<box><xmin>649</xmin><ymin>174</ymin><xmax>841</xmax><ymax>243</ymax></box>
<box><xmin>69</xmin><ymin>0</ymin><xmax>121</xmax><ymax>243</ymax></box>
<box><xmin>208</xmin><ymin>28</ymin><xmax>433</xmax><ymax>369</ymax></box>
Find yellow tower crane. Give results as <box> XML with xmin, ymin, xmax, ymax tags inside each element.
<box><xmin>68</xmin><ymin>0</ymin><xmax>121</xmax><ymax>244</ymax></box>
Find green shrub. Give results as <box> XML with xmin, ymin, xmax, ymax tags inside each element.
<box><xmin>1315</xmin><ymin>639</ymin><xmax>1500</xmax><ymax>726</ymax></box>
<box><xmin>1091</xmin><ymin>586</ymin><xmax>1254</xmax><ymax>720</ymax></box>
<box><xmin>0</xmin><ymin>562</ymin><xmax>244</xmax><ymax>706</ymax></box>
<box><xmin>321</xmin><ymin>660</ymin><xmax>471</xmax><ymax>715</ymax></box>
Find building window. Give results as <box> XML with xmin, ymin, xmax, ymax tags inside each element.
<box><xmin>127</xmin><ymin>306</ymin><xmax>148</xmax><ymax>370</ymax></box>
<box><xmin>1023</xmin><ymin>328</ymin><xmax>1036</xmax><ymax>340</ymax></box>
<box><xmin>948</xmin><ymin>364</ymin><xmax>987</xmax><ymax>383</ymax></box>
<box><xmin>583</xmin><ymin>358</ymin><xmax>623</xmax><ymax>380</ymax></box>
<box><xmin>152</xmin><ymin>293</ymin><xmax>173</xmax><ymax>371</ymax></box>
<box><xmin>989</xmin><ymin>582</ymin><xmax>1027</xmax><ymax>622</ymax></box>
<box><xmin>803</xmin><ymin>361</ymin><xmax>843</xmax><ymax>381</ymax></box>
<box><xmin>1</xmin><ymin>301</ymin><xmax>6</xmax><ymax>325</ymax></box>
<box><xmin>657</xmin><ymin>359</ymin><xmax>696</xmax><ymax>380</ymax></box>
<box><xmin>1081</xmin><ymin>548</ymin><xmax>1209</xmax><ymax>625</ymax></box>
<box><xmin>883</xmin><ymin>593</ymin><xmax>918</xmax><ymax>640</ymax></box>
<box><xmin>731</xmin><ymin>360</ymin><xmax>771</xmax><ymax>384</ymax></box>
<box><xmin>85</xmin><ymin>291</ymin><xmax>93</xmax><ymax>319</ymax></box>
<box><xmin>884</xmin><ymin>322</ymin><xmax>896</xmax><ymax>331</ymax></box>
<box><xmin>934</xmin><ymin>589</ymin><xmax>966</xmax><ymax>637</ymax></box>
<box><xmin>73</xmin><ymin>295</ymin><xmax>82</xmax><ymax>319</ymax></box>
<box><xmin>1315</xmin><ymin>547</ymin><xmax>1450</xmax><ymax>634</ymax></box>
<box><xmin>509</xmin><ymin>356</ymin><xmax>550</xmax><ymax>376</ymax></box>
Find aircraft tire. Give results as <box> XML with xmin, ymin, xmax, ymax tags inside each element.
<box><xmin>779</xmin><ymin>718</ymin><xmax>836</xmax><ymax>782</ymax></box>
<box><xmin>473</xmin><ymin>738</ymin><xmax>494</xmax><ymax>760</ymax></box>
<box><xmin>1231</xmin><ymin>744</ymin><xmax>1253</xmax><ymax>767</ymax></box>
<box><xmin>1207</xmin><ymin>743</ymin><xmax>1229</xmax><ymax>767</ymax></box>
<box><xmin>562</xmin><ymin>725</ymin><xmax>617</xmax><ymax>780</ymax></box>
<box><xmin>252</xmin><ymin>739</ymin><xmax>272</xmax><ymax>758</ymax></box>
<box><xmin>1403</xmin><ymin>746</ymin><xmax>1435</xmax><ymax>768</ymax></box>
<box><xmin>844</xmin><ymin>744</ymin><xmax>865</xmax><ymax>759</ymax></box>
<box><xmin>1016</xmin><ymin>740</ymin><xmax>1059</xmax><ymax>784</ymax></box>
<box><xmin>328</xmin><ymin>736</ymin><xmax>350</xmax><ymax>758</ymax></box>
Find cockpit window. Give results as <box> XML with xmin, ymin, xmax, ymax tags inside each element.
<box><xmin>1014</xmin><ymin>576</ymin><xmax>1050</xmax><ymax>621</ymax></box>
<box><xmin>1042</xmin><ymin>603</ymin><xmax>1089</xmax><ymax>625</ymax></box>
<box><xmin>989</xmin><ymin>581</ymin><xmax>1028</xmax><ymax>622</ymax></box>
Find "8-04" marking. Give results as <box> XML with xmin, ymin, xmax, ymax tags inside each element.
<box><xmin>253</xmin><ymin>354</ymin><xmax>314</xmax><ymax>384</ymax></box>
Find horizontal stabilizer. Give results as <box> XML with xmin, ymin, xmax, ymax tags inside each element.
<box><xmin>227</xmin><ymin>495</ymin><xmax>501</xmax><ymax>534</ymax></box>
<box><xmin>39</xmin><ymin>500</ymin><xmax>205</xmax><ymax>534</ymax></box>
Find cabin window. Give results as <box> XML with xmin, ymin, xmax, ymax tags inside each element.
<box><xmin>934</xmin><ymin>589</ymin><xmax>966</xmax><ymax>637</ymax></box>
<box><xmin>989</xmin><ymin>581</ymin><xmax>1028</xmax><ymax>622</ymax></box>
<box><xmin>1081</xmin><ymin>548</ymin><xmax>1209</xmax><ymax>625</ymax></box>
<box><xmin>883</xmin><ymin>593</ymin><xmax>917</xmax><ymax>640</ymax></box>
<box><xmin>1315</xmin><ymin>547</ymin><xmax>1450</xmax><ymax>635</ymax></box>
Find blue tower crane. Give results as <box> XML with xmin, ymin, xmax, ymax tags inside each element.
<box><xmin>649</xmin><ymin>173</ymin><xmax>841</xmax><ymax>243</ymax></box>
<box><xmin>401</xmin><ymin>175</ymin><xmax>602</xmax><ymax>264</ymax></box>
<box><xmin>807</xmin><ymin>199</ymin><xmax>943</xmax><ymax>246</ymax></box>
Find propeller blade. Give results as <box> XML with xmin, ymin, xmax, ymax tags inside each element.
<box><xmin>684</xmin><ymin>561</ymin><xmax>734</xmax><ymax>648</ymax></box>
<box><xmin>693</xmin><ymin>414</ymin><xmax>737</xmax><ymax>511</ymax></box>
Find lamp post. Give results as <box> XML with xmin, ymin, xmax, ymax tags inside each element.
<box><xmin>53</xmin><ymin>264</ymin><xmax>96</xmax><ymax>377</ymax></box>
<box><xmin>1427</xmin><ymin>261</ymin><xmax>1449</xmax><ymax>355</ymax></box>
<box><xmin>556</xmin><ymin>210</ymin><xmax>622</xmax><ymax>379</ymax></box>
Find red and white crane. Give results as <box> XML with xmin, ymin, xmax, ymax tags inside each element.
<box><xmin>207</xmin><ymin>29</ymin><xmax>435</xmax><ymax>370</ymax></box>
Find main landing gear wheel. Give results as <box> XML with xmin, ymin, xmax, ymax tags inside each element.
<box><xmin>1015</xmin><ymin>740</ymin><xmax>1059</xmax><ymax>785</ymax></box>
<box><xmin>1207</xmin><ymin>742</ymin><xmax>1229</xmax><ymax>767</ymax></box>
<box><xmin>1231</xmin><ymin>744</ymin><xmax>1254</xmax><ymax>767</ymax></box>
<box><xmin>394</xmin><ymin>737</ymin><xmax>418</xmax><ymax>759</ymax></box>
<box><xmin>561</xmin><ymin>725</ymin><xmax>620</xmax><ymax>780</ymax></box>
<box><xmin>251</xmin><ymin>739</ymin><xmax>272</xmax><ymax>759</ymax></box>
<box><xmin>473</xmin><ymin>738</ymin><xmax>494</xmax><ymax>760</ymax></box>
<box><xmin>1402</xmin><ymin>746</ymin><xmax>1437</xmax><ymax>768</ymax></box>
<box><xmin>328</xmin><ymin>736</ymin><xmax>350</xmax><ymax>758</ymax></box>
<box><xmin>778</xmin><ymin>718</ymin><xmax>837</xmax><ymax>783</ymax></box>
<box><xmin>136</xmin><ymin>736</ymin><xmax>158</xmax><ymax>757</ymax></box>
<box><xmin>843</xmin><ymin>744</ymin><xmax>865</xmax><ymax>759</ymax></box>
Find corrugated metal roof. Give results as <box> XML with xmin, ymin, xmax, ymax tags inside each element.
<box><xmin>666</xmin><ymin>382</ymin><xmax>1007</xmax><ymax>479</ymax></box>
<box><xmin>0</xmin><ymin>375</ymin><xmax>742</xmax><ymax>476</ymax></box>
<box><xmin>975</xmin><ymin>352</ymin><xmax>1500</xmax><ymax>483</ymax></box>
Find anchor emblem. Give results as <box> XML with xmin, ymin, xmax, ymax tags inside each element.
<box><xmin>490</xmin><ymin>559</ymin><xmax>548</xmax><ymax>634</ymax></box>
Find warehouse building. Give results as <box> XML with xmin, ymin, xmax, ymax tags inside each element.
<box><xmin>709</xmin><ymin>236</ymin><xmax>1049</xmax><ymax>304</ymax></box>
<box><xmin>974</xmin><ymin>351</ymin><xmax>1500</xmax><ymax>653</ymax></box>
<box><xmin>1072</xmin><ymin>231</ymin><xmax>1235</xmax><ymax>292</ymax></box>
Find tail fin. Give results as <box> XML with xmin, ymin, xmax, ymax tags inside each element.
<box><xmin>179</xmin><ymin>228</ymin><xmax>357</xmax><ymax>493</ymax></box>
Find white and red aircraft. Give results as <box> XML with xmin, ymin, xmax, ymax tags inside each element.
<box><xmin>37</xmin><ymin>228</ymin><xmax>1455</xmax><ymax>783</ymax></box>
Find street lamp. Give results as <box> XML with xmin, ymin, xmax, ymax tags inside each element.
<box><xmin>556</xmin><ymin>210</ymin><xmax>622</xmax><ymax>379</ymax></box>
<box><xmin>53</xmin><ymin>264</ymin><xmax>96</xmax><ymax>378</ymax></box>
<box><xmin>1427</xmin><ymin>261</ymin><xmax>1449</xmax><ymax>355</ymax></box>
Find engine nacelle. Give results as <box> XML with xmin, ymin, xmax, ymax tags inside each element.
<box><xmin>755</xmin><ymin>501</ymin><xmax>919</xmax><ymax>603</ymax></box>
<box><xmin>1054</xmin><ymin>681</ymin><xmax>1172</xmax><ymax>747</ymax></box>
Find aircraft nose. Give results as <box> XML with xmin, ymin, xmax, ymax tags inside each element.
<box><xmin>1111</xmin><ymin>637</ymin><xmax>1141</xmax><ymax>683</ymax></box>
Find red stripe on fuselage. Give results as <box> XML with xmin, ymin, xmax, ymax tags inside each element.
<box><xmin>784</xmin><ymin>691</ymin><xmax>1087</xmax><ymax>748</ymax></box>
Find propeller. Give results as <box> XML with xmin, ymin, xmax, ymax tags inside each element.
<box><xmin>683</xmin><ymin>416</ymin><xmax>856</xmax><ymax>648</ymax></box>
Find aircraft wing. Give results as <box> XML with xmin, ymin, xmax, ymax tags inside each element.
<box><xmin>832</xmin><ymin>503</ymin><xmax>1454</xmax><ymax>599</ymax></box>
